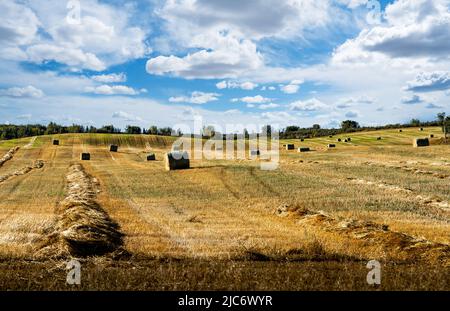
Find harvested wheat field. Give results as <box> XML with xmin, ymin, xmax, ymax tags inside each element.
<box><xmin>0</xmin><ymin>128</ymin><xmax>449</xmax><ymax>290</ymax></box>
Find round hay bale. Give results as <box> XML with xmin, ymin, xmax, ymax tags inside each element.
<box><xmin>165</xmin><ymin>151</ymin><xmax>190</xmax><ymax>170</ymax></box>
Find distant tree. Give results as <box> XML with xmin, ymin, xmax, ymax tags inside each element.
<box><xmin>410</xmin><ymin>118</ymin><xmax>421</xmax><ymax>126</ymax></box>
<box><xmin>125</xmin><ymin>125</ymin><xmax>141</xmax><ymax>134</ymax></box>
<box><xmin>312</xmin><ymin>124</ymin><xmax>321</xmax><ymax>130</ymax></box>
<box><xmin>202</xmin><ymin>125</ymin><xmax>216</xmax><ymax>138</ymax></box>
<box><xmin>341</xmin><ymin>120</ymin><xmax>360</xmax><ymax>131</ymax></box>
<box><xmin>285</xmin><ymin>125</ymin><xmax>300</xmax><ymax>132</ymax></box>
<box><xmin>148</xmin><ymin>125</ymin><xmax>158</xmax><ymax>135</ymax></box>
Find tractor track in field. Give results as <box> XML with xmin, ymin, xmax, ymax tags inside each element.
<box><xmin>362</xmin><ymin>161</ymin><xmax>450</xmax><ymax>179</ymax></box>
<box><xmin>248</xmin><ymin>166</ymin><xmax>281</xmax><ymax>196</ymax></box>
<box><xmin>0</xmin><ymin>147</ymin><xmax>20</xmax><ymax>169</ymax></box>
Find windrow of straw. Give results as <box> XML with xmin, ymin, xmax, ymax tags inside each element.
<box><xmin>36</xmin><ymin>164</ymin><xmax>124</xmax><ymax>258</ymax></box>
<box><xmin>0</xmin><ymin>146</ymin><xmax>20</xmax><ymax>168</ymax></box>
<box><xmin>0</xmin><ymin>160</ymin><xmax>44</xmax><ymax>184</ymax></box>
<box><xmin>275</xmin><ymin>204</ymin><xmax>450</xmax><ymax>266</ymax></box>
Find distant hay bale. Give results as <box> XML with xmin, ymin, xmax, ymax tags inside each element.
<box><xmin>399</xmin><ymin>129</ymin><xmax>403</xmax><ymax>132</ymax></box>
<box><xmin>250</xmin><ymin>149</ymin><xmax>260</xmax><ymax>156</ymax></box>
<box><xmin>53</xmin><ymin>140</ymin><xmax>59</xmax><ymax>146</ymax></box>
<box><xmin>413</xmin><ymin>138</ymin><xmax>430</xmax><ymax>148</ymax></box>
<box><xmin>420</xmin><ymin>128</ymin><xmax>424</xmax><ymax>131</ymax></box>
<box><xmin>300</xmin><ymin>138</ymin><xmax>305</xmax><ymax>142</ymax></box>
<box><xmin>147</xmin><ymin>153</ymin><xmax>156</xmax><ymax>161</ymax></box>
<box><xmin>344</xmin><ymin>139</ymin><xmax>348</xmax><ymax>142</ymax></box>
<box><xmin>328</xmin><ymin>144</ymin><xmax>336</xmax><ymax>148</ymax></box>
<box><xmin>298</xmin><ymin>147</ymin><xmax>310</xmax><ymax>152</ymax></box>
<box><xmin>80</xmin><ymin>153</ymin><xmax>90</xmax><ymax>160</ymax></box>
<box><xmin>347</xmin><ymin>137</ymin><xmax>351</xmax><ymax>142</ymax></box>
<box><xmin>286</xmin><ymin>144</ymin><xmax>295</xmax><ymax>150</ymax></box>
<box><xmin>337</xmin><ymin>138</ymin><xmax>342</xmax><ymax>142</ymax></box>
<box><xmin>377</xmin><ymin>137</ymin><xmax>382</xmax><ymax>140</ymax></box>
<box><xmin>109</xmin><ymin>144</ymin><xmax>118</xmax><ymax>152</ymax></box>
<box><xmin>430</xmin><ymin>134</ymin><xmax>434</xmax><ymax>138</ymax></box>
<box><xmin>329</xmin><ymin>135</ymin><xmax>333</xmax><ymax>138</ymax></box>
<box><xmin>165</xmin><ymin>151</ymin><xmax>190</xmax><ymax>170</ymax></box>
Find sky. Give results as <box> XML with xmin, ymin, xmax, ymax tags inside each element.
<box><xmin>0</xmin><ymin>0</ymin><xmax>449</xmax><ymax>132</ymax></box>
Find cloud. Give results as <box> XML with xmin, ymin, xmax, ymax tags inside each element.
<box><xmin>405</xmin><ymin>71</ymin><xmax>450</xmax><ymax>92</ymax></box>
<box><xmin>425</xmin><ymin>103</ymin><xmax>444</xmax><ymax>109</ymax></box>
<box><xmin>169</xmin><ymin>91</ymin><xmax>220</xmax><ymax>104</ymax></box>
<box><xmin>0</xmin><ymin>85</ymin><xmax>44</xmax><ymax>98</ymax></box>
<box><xmin>401</xmin><ymin>94</ymin><xmax>425</xmax><ymax>104</ymax></box>
<box><xmin>280</xmin><ymin>80</ymin><xmax>303</xmax><ymax>94</ymax></box>
<box><xmin>289</xmin><ymin>98</ymin><xmax>327</xmax><ymax>111</ymax></box>
<box><xmin>216</xmin><ymin>80</ymin><xmax>258</xmax><ymax>90</ymax></box>
<box><xmin>146</xmin><ymin>34</ymin><xmax>263</xmax><ymax>79</ymax></box>
<box><xmin>258</xmin><ymin>103</ymin><xmax>280</xmax><ymax>110</ymax></box>
<box><xmin>112</xmin><ymin>111</ymin><xmax>143</xmax><ymax>122</ymax></box>
<box><xmin>84</xmin><ymin>85</ymin><xmax>140</xmax><ymax>95</ymax></box>
<box><xmin>337</xmin><ymin>95</ymin><xmax>375</xmax><ymax>108</ymax></box>
<box><xmin>332</xmin><ymin>0</ymin><xmax>450</xmax><ymax>65</ymax></box>
<box><xmin>2</xmin><ymin>0</ymin><xmax>149</xmax><ymax>71</ymax></box>
<box><xmin>91</xmin><ymin>73</ymin><xmax>126</xmax><ymax>83</ymax></box>
<box><xmin>345</xmin><ymin>111</ymin><xmax>359</xmax><ymax>118</ymax></box>
<box><xmin>233</xmin><ymin>95</ymin><xmax>272</xmax><ymax>104</ymax></box>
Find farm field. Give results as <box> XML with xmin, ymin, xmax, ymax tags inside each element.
<box><xmin>0</xmin><ymin>127</ymin><xmax>449</xmax><ymax>290</ymax></box>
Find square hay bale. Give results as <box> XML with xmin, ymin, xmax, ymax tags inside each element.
<box><xmin>80</xmin><ymin>153</ymin><xmax>90</xmax><ymax>160</ymax></box>
<box><xmin>300</xmin><ymin>138</ymin><xmax>305</xmax><ymax>142</ymax></box>
<box><xmin>147</xmin><ymin>153</ymin><xmax>156</xmax><ymax>161</ymax></box>
<box><xmin>250</xmin><ymin>149</ymin><xmax>260</xmax><ymax>156</ymax></box>
<box><xmin>109</xmin><ymin>144</ymin><xmax>118</xmax><ymax>152</ymax></box>
<box><xmin>298</xmin><ymin>147</ymin><xmax>310</xmax><ymax>152</ymax></box>
<box><xmin>413</xmin><ymin>138</ymin><xmax>430</xmax><ymax>148</ymax></box>
<box><xmin>286</xmin><ymin>144</ymin><xmax>295</xmax><ymax>150</ymax></box>
<box><xmin>165</xmin><ymin>151</ymin><xmax>189</xmax><ymax>170</ymax></box>
<box><xmin>52</xmin><ymin>140</ymin><xmax>59</xmax><ymax>146</ymax></box>
<box><xmin>328</xmin><ymin>144</ymin><xmax>336</xmax><ymax>148</ymax></box>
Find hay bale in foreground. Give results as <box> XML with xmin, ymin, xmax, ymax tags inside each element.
<box><xmin>53</xmin><ymin>140</ymin><xmax>59</xmax><ymax>146</ymax></box>
<box><xmin>286</xmin><ymin>144</ymin><xmax>295</xmax><ymax>150</ymax></box>
<box><xmin>328</xmin><ymin>144</ymin><xmax>336</xmax><ymax>148</ymax></box>
<box><xmin>147</xmin><ymin>153</ymin><xmax>156</xmax><ymax>161</ymax></box>
<box><xmin>165</xmin><ymin>151</ymin><xmax>189</xmax><ymax>170</ymax></box>
<box><xmin>109</xmin><ymin>145</ymin><xmax>118</xmax><ymax>152</ymax></box>
<box><xmin>298</xmin><ymin>147</ymin><xmax>310</xmax><ymax>152</ymax></box>
<box><xmin>80</xmin><ymin>153</ymin><xmax>90</xmax><ymax>160</ymax></box>
<box><xmin>413</xmin><ymin>138</ymin><xmax>430</xmax><ymax>148</ymax></box>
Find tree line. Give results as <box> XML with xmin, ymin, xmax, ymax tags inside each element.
<box><xmin>1</xmin><ymin>112</ymin><xmax>449</xmax><ymax>141</ymax></box>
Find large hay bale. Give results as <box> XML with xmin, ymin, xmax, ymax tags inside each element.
<box><xmin>147</xmin><ymin>153</ymin><xmax>156</xmax><ymax>161</ymax></box>
<box><xmin>413</xmin><ymin>138</ymin><xmax>430</xmax><ymax>148</ymax></box>
<box><xmin>109</xmin><ymin>145</ymin><xmax>118</xmax><ymax>152</ymax></box>
<box><xmin>286</xmin><ymin>144</ymin><xmax>295</xmax><ymax>150</ymax></box>
<box><xmin>80</xmin><ymin>153</ymin><xmax>90</xmax><ymax>160</ymax></box>
<box><xmin>328</xmin><ymin>144</ymin><xmax>336</xmax><ymax>148</ymax></box>
<box><xmin>165</xmin><ymin>151</ymin><xmax>190</xmax><ymax>170</ymax></box>
<box><xmin>53</xmin><ymin>140</ymin><xmax>59</xmax><ymax>146</ymax></box>
<box><xmin>298</xmin><ymin>147</ymin><xmax>310</xmax><ymax>152</ymax></box>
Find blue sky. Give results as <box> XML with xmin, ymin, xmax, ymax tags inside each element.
<box><xmin>0</xmin><ymin>0</ymin><xmax>449</xmax><ymax>131</ymax></box>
